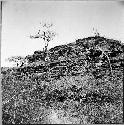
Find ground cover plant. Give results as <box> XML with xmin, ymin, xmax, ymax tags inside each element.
<box><xmin>1</xmin><ymin>35</ymin><xmax>124</xmax><ymax>124</ymax></box>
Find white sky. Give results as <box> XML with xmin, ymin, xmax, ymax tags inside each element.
<box><xmin>1</xmin><ymin>1</ymin><xmax>124</xmax><ymax>67</ymax></box>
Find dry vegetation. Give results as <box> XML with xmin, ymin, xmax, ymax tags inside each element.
<box><xmin>1</xmin><ymin>36</ymin><xmax>124</xmax><ymax>124</ymax></box>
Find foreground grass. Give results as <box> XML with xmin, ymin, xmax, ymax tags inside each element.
<box><xmin>2</xmin><ymin>66</ymin><xmax>123</xmax><ymax>124</ymax></box>
<box><xmin>2</xmin><ymin>36</ymin><xmax>124</xmax><ymax>124</ymax></box>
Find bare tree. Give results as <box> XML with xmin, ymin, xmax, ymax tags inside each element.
<box><xmin>30</xmin><ymin>22</ymin><xmax>56</xmax><ymax>61</ymax></box>
<box><xmin>6</xmin><ymin>56</ymin><xmax>27</xmax><ymax>67</ymax></box>
<box><xmin>93</xmin><ymin>28</ymin><xmax>100</xmax><ymax>37</ymax></box>
<box><xmin>92</xmin><ymin>28</ymin><xmax>113</xmax><ymax>77</ymax></box>
<box><xmin>95</xmin><ymin>45</ymin><xmax>113</xmax><ymax>77</ymax></box>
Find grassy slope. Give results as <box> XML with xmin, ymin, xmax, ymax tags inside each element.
<box><xmin>1</xmin><ymin>36</ymin><xmax>124</xmax><ymax>124</ymax></box>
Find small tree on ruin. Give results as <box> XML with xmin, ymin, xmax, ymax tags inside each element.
<box><xmin>30</xmin><ymin>22</ymin><xmax>56</xmax><ymax>61</ymax></box>
<box><xmin>6</xmin><ymin>56</ymin><xmax>27</xmax><ymax>67</ymax></box>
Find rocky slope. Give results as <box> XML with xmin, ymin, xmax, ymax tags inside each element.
<box><xmin>2</xmin><ymin>36</ymin><xmax>124</xmax><ymax>124</ymax></box>
<box><xmin>17</xmin><ymin>36</ymin><xmax>124</xmax><ymax>80</ymax></box>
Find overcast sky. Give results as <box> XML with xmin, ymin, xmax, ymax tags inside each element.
<box><xmin>1</xmin><ymin>1</ymin><xmax>124</xmax><ymax>67</ymax></box>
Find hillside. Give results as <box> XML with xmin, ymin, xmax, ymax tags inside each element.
<box><xmin>1</xmin><ymin>36</ymin><xmax>124</xmax><ymax>124</ymax></box>
<box><xmin>16</xmin><ymin>36</ymin><xmax>123</xmax><ymax>80</ymax></box>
